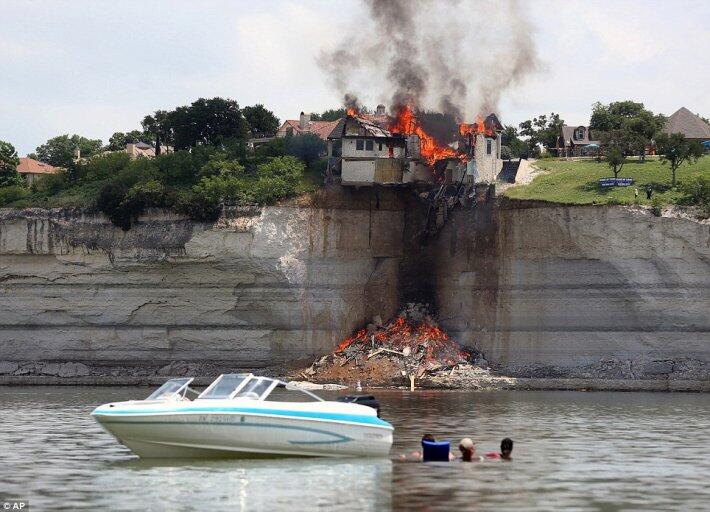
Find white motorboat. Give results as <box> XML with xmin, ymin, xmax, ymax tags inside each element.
<box><xmin>92</xmin><ymin>373</ymin><xmax>394</xmax><ymax>458</ymax></box>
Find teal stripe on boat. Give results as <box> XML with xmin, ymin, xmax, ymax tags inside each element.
<box><xmin>99</xmin><ymin>419</ymin><xmax>353</xmax><ymax>445</ymax></box>
<box><xmin>92</xmin><ymin>406</ymin><xmax>392</xmax><ymax>428</ymax></box>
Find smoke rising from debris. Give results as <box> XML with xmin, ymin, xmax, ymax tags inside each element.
<box><xmin>319</xmin><ymin>0</ymin><xmax>539</xmax><ymax>120</ymax></box>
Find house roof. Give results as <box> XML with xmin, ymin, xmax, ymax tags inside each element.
<box><xmin>561</xmin><ymin>125</ymin><xmax>599</xmax><ymax>145</ymax></box>
<box><xmin>484</xmin><ymin>113</ymin><xmax>504</xmax><ymax>132</ymax></box>
<box><xmin>664</xmin><ymin>107</ymin><xmax>710</xmax><ymax>140</ymax></box>
<box><xmin>328</xmin><ymin>115</ymin><xmax>403</xmax><ymax>140</ymax></box>
<box><xmin>279</xmin><ymin>119</ymin><xmax>341</xmax><ymax>140</ymax></box>
<box><xmin>17</xmin><ymin>157</ymin><xmax>61</xmax><ymax>175</ymax></box>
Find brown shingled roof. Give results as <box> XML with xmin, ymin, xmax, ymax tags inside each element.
<box><xmin>17</xmin><ymin>157</ymin><xmax>61</xmax><ymax>175</ymax></box>
<box><xmin>664</xmin><ymin>107</ymin><xmax>710</xmax><ymax>140</ymax></box>
<box><xmin>281</xmin><ymin>119</ymin><xmax>341</xmax><ymax>140</ymax></box>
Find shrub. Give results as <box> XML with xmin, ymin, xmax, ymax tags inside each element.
<box><xmin>676</xmin><ymin>176</ymin><xmax>710</xmax><ymax>217</ymax></box>
<box><xmin>74</xmin><ymin>152</ymin><xmax>132</xmax><ymax>183</ymax></box>
<box><xmin>0</xmin><ymin>185</ymin><xmax>29</xmax><ymax>206</ymax></box>
<box><xmin>97</xmin><ymin>182</ymin><xmax>132</xmax><ymax>230</ymax></box>
<box><xmin>174</xmin><ymin>190</ymin><xmax>221</xmax><ymax>222</ymax></box>
<box><xmin>32</xmin><ymin>171</ymin><xmax>69</xmax><ymax>196</ymax></box>
<box><xmin>650</xmin><ymin>196</ymin><xmax>663</xmax><ymax>217</ymax></box>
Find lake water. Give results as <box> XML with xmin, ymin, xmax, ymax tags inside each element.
<box><xmin>1</xmin><ymin>387</ymin><xmax>709</xmax><ymax>511</ymax></box>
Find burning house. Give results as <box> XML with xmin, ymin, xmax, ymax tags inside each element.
<box><xmin>326</xmin><ymin>106</ymin><xmax>504</xmax><ymax>187</ymax></box>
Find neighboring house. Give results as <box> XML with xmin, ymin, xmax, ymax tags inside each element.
<box><xmin>663</xmin><ymin>107</ymin><xmax>710</xmax><ymax>142</ymax></box>
<box><xmin>124</xmin><ymin>142</ymin><xmax>173</xmax><ymax>159</ymax></box>
<box><xmin>556</xmin><ymin>125</ymin><xmax>600</xmax><ymax>157</ymax></box>
<box><xmin>16</xmin><ymin>157</ymin><xmax>61</xmax><ymax>185</ymax></box>
<box><xmin>276</xmin><ymin>112</ymin><xmax>341</xmax><ymax>141</ymax></box>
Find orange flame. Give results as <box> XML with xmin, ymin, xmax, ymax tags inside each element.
<box><xmin>458</xmin><ymin>116</ymin><xmax>494</xmax><ymax>138</ymax></box>
<box><xmin>346</xmin><ymin>107</ymin><xmax>358</xmax><ymax>117</ymax></box>
<box><xmin>388</xmin><ymin>105</ymin><xmax>459</xmax><ymax>166</ymax></box>
<box><xmin>335</xmin><ymin>313</ymin><xmax>469</xmax><ymax>366</ymax></box>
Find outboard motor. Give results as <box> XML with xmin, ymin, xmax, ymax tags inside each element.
<box><xmin>337</xmin><ymin>395</ymin><xmax>380</xmax><ymax>417</ymax></box>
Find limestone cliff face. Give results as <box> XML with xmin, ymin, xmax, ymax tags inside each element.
<box><xmin>432</xmin><ymin>203</ymin><xmax>710</xmax><ymax>379</ymax></box>
<box><xmin>0</xmin><ymin>196</ymin><xmax>708</xmax><ymax>380</ymax></box>
<box><xmin>0</xmin><ymin>189</ymin><xmax>408</xmax><ymax>370</ymax></box>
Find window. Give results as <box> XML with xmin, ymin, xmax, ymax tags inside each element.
<box><xmin>378</xmin><ymin>142</ymin><xmax>383</xmax><ymax>151</ymax></box>
<box><xmin>576</xmin><ymin>127</ymin><xmax>585</xmax><ymax>140</ymax></box>
<box><xmin>198</xmin><ymin>374</ymin><xmax>247</xmax><ymax>399</ymax></box>
<box><xmin>146</xmin><ymin>378</ymin><xmax>193</xmax><ymax>400</ymax></box>
<box><xmin>365</xmin><ymin>139</ymin><xmax>374</xmax><ymax>151</ymax></box>
<box><xmin>486</xmin><ymin>139</ymin><xmax>492</xmax><ymax>155</ymax></box>
<box><xmin>356</xmin><ymin>139</ymin><xmax>364</xmax><ymax>150</ymax></box>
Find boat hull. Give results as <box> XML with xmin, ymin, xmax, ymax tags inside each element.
<box><xmin>94</xmin><ymin>411</ymin><xmax>393</xmax><ymax>459</ymax></box>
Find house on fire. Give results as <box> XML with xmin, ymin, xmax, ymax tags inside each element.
<box><xmin>326</xmin><ymin>112</ymin><xmax>504</xmax><ymax>187</ymax></box>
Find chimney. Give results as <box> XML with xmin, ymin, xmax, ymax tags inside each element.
<box><xmin>376</xmin><ymin>104</ymin><xmax>386</xmax><ymax>116</ymax></box>
<box><xmin>299</xmin><ymin>112</ymin><xmax>311</xmax><ymax>131</ymax></box>
<box><xmin>73</xmin><ymin>148</ymin><xmax>81</xmax><ymax>161</ymax></box>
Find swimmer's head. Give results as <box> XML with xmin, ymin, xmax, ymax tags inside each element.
<box><xmin>459</xmin><ymin>438</ymin><xmax>475</xmax><ymax>461</ymax></box>
<box><xmin>501</xmin><ymin>438</ymin><xmax>513</xmax><ymax>459</ymax></box>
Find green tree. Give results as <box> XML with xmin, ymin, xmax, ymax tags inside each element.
<box><xmin>242</xmin><ymin>104</ymin><xmax>279</xmax><ymax>137</ymax></box>
<box><xmin>656</xmin><ymin>133</ymin><xmax>705</xmax><ymax>186</ymax></box>
<box><xmin>106</xmin><ymin>130</ymin><xmax>153</xmax><ymax>151</ymax></box>
<box><xmin>600</xmin><ymin>130</ymin><xmax>629</xmax><ymax>178</ymax></box>
<box><xmin>35</xmin><ymin>134</ymin><xmax>103</xmax><ymax>167</ymax></box>
<box><xmin>501</xmin><ymin>125</ymin><xmax>527</xmax><ymax>158</ymax></box>
<box><xmin>311</xmin><ymin>108</ymin><xmax>347</xmax><ymax>121</ymax></box>
<box><xmin>0</xmin><ymin>140</ymin><xmax>23</xmax><ymax>187</ymax></box>
<box><xmin>285</xmin><ymin>133</ymin><xmax>326</xmax><ymax>168</ymax></box>
<box><xmin>166</xmin><ymin>97</ymin><xmax>249</xmax><ymax>150</ymax></box>
<box><xmin>518</xmin><ymin>113</ymin><xmax>564</xmax><ymax>155</ymax></box>
<box><xmin>590</xmin><ymin>101</ymin><xmax>665</xmax><ymax>160</ymax></box>
<box><xmin>142</xmin><ymin>110</ymin><xmax>172</xmax><ymax>156</ymax></box>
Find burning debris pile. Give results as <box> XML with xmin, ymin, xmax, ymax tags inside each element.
<box><xmin>298</xmin><ymin>304</ymin><xmax>511</xmax><ymax>389</ymax></box>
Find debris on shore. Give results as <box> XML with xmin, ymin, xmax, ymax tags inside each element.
<box><xmin>297</xmin><ymin>303</ymin><xmax>514</xmax><ymax>389</ymax></box>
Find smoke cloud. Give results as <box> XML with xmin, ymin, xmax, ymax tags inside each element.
<box><xmin>318</xmin><ymin>0</ymin><xmax>539</xmax><ymax>121</ymax></box>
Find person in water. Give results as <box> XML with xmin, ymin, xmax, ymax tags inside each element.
<box><xmin>485</xmin><ymin>438</ymin><xmax>514</xmax><ymax>460</ymax></box>
<box><xmin>458</xmin><ymin>438</ymin><xmax>483</xmax><ymax>462</ymax></box>
<box><xmin>400</xmin><ymin>434</ymin><xmax>437</xmax><ymax>461</ymax></box>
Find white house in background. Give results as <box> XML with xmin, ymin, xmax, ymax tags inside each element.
<box><xmin>16</xmin><ymin>157</ymin><xmax>61</xmax><ymax>185</ymax></box>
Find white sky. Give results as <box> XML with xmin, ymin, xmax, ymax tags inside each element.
<box><xmin>1</xmin><ymin>0</ymin><xmax>708</xmax><ymax>155</ymax></box>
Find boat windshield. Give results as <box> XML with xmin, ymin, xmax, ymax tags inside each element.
<box><xmin>196</xmin><ymin>374</ymin><xmax>322</xmax><ymax>401</ymax></box>
<box><xmin>145</xmin><ymin>377</ymin><xmax>193</xmax><ymax>400</ymax></box>
<box><xmin>198</xmin><ymin>374</ymin><xmax>249</xmax><ymax>399</ymax></box>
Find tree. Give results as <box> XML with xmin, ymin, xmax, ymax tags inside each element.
<box><xmin>590</xmin><ymin>101</ymin><xmax>666</xmax><ymax>160</ymax></box>
<box><xmin>518</xmin><ymin>113</ymin><xmax>564</xmax><ymax>155</ymax></box>
<box><xmin>285</xmin><ymin>133</ymin><xmax>325</xmax><ymax>168</ymax></box>
<box><xmin>165</xmin><ymin>97</ymin><xmax>249</xmax><ymax>150</ymax></box>
<box><xmin>312</xmin><ymin>108</ymin><xmax>347</xmax><ymax>121</ymax></box>
<box><xmin>501</xmin><ymin>125</ymin><xmax>527</xmax><ymax>158</ymax></box>
<box><xmin>656</xmin><ymin>133</ymin><xmax>705</xmax><ymax>186</ymax></box>
<box><xmin>35</xmin><ymin>134</ymin><xmax>103</xmax><ymax>167</ymax></box>
<box><xmin>600</xmin><ymin>130</ymin><xmax>629</xmax><ymax>178</ymax></box>
<box><xmin>0</xmin><ymin>140</ymin><xmax>23</xmax><ymax>187</ymax></box>
<box><xmin>242</xmin><ymin>104</ymin><xmax>279</xmax><ymax>137</ymax></box>
<box><xmin>106</xmin><ymin>130</ymin><xmax>154</xmax><ymax>151</ymax></box>
<box><xmin>142</xmin><ymin>110</ymin><xmax>172</xmax><ymax>156</ymax></box>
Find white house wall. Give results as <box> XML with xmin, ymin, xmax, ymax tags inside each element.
<box><xmin>341</xmin><ymin>138</ymin><xmax>405</xmax><ymax>158</ymax></box>
<box><xmin>474</xmin><ymin>135</ymin><xmax>503</xmax><ymax>183</ymax></box>
<box><xmin>341</xmin><ymin>160</ymin><xmax>376</xmax><ymax>185</ymax></box>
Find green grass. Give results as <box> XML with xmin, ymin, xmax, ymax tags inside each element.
<box><xmin>504</xmin><ymin>156</ymin><xmax>710</xmax><ymax>206</ymax></box>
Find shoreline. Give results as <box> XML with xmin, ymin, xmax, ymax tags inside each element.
<box><xmin>2</xmin><ymin>375</ymin><xmax>708</xmax><ymax>392</ymax></box>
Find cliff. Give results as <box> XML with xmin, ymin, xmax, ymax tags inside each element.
<box><xmin>0</xmin><ymin>190</ymin><xmax>708</xmax><ymax>386</ymax></box>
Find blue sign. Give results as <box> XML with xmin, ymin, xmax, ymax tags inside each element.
<box><xmin>599</xmin><ymin>177</ymin><xmax>634</xmax><ymax>187</ymax></box>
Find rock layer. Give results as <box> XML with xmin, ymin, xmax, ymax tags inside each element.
<box><xmin>0</xmin><ymin>193</ymin><xmax>708</xmax><ymax>382</ymax></box>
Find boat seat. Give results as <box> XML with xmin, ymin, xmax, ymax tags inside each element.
<box><xmin>422</xmin><ymin>440</ymin><xmax>450</xmax><ymax>462</ymax></box>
